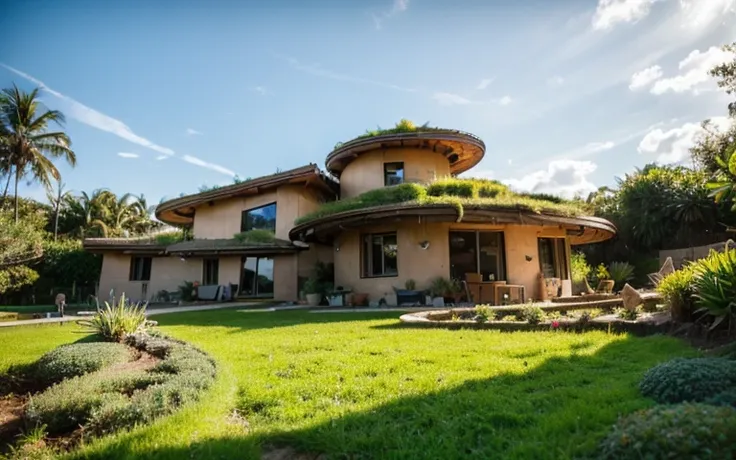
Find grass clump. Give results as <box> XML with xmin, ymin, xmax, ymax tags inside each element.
<box><xmin>597</xmin><ymin>403</ymin><xmax>736</xmax><ymax>460</ymax></box>
<box><xmin>233</xmin><ymin>229</ymin><xmax>277</xmax><ymax>244</ymax></box>
<box><xmin>34</xmin><ymin>342</ymin><xmax>134</xmax><ymax>385</ymax></box>
<box><xmin>639</xmin><ymin>357</ymin><xmax>736</xmax><ymax>403</ymax></box>
<box><xmin>77</xmin><ymin>294</ymin><xmax>149</xmax><ymax>342</ymax></box>
<box><xmin>295</xmin><ymin>178</ymin><xmax>586</xmax><ymax>225</ymax></box>
<box><xmin>153</xmin><ymin>230</ymin><xmax>186</xmax><ymax>245</ymax></box>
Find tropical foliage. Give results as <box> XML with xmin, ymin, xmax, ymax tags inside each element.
<box><xmin>692</xmin><ymin>248</ymin><xmax>736</xmax><ymax>330</ymax></box>
<box><xmin>77</xmin><ymin>294</ymin><xmax>150</xmax><ymax>342</ymax></box>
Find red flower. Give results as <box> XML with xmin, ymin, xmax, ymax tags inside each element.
<box><xmin>551</xmin><ymin>320</ymin><xmax>560</xmax><ymax>329</ymax></box>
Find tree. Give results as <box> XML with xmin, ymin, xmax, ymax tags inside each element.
<box><xmin>0</xmin><ymin>84</ymin><xmax>76</xmax><ymax>222</ymax></box>
<box><xmin>0</xmin><ymin>209</ymin><xmax>44</xmax><ymax>268</ymax></box>
<box><xmin>46</xmin><ymin>180</ymin><xmax>71</xmax><ymax>241</ymax></box>
<box><xmin>710</xmin><ymin>42</ymin><xmax>736</xmax><ymax>116</ymax></box>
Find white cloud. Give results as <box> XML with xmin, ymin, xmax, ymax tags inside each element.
<box><xmin>0</xmin><ymin>63</ymin><xmax>176</xmax><ymax>157</ymax></box>
<box><xmin>547</xmin><ymin>76</ymin><xmax>565</xmax><ymax>86</ymax></box>
<box><xmin>637</xmin><ymin>116</ymin><xmax>732</xmax><ymax>163</ymax></box>
<box><xmin>117</xmin><ymin>152</ymin><xmax>139</xmax><ymax>159</ymax></box>
<box><xmin>680</xmin><ymin>0</ymin><xmax>735</xmax><ymax>29</ymax></box>
<box><xmin>506</xmin><ymin>160</ymin><xmax>598</xmax><ymax>199</ymax></box>
<box><xmin>629</xmin><ymin>65</ymin><xmax>663</xmax><ymax>90</ymax></box>
<box><xmin>372</xmin><ymin>0</ymin><xmax>410</xmax><ymax>29</ymax></box>
<box><xmin>432</xmin><ymin>92</ymin><xmax>472</xmax><ymax>106</ymax></box>
<box><xmin>497</xmin><ymin>95</ymin><xmax>513</xmax><ymax>106</ymax></box>
<box><xmin>156</xmin><ymin>155</ymin><xmax>169</xmax><ymax>161</ymax></box>
<box><xmin>651</xmin><ymin>46</ymin><xmax>731</xmax><ymax>95</ymax></box>
<box><xmin>186</xmin><ymin>128</ymin><xmax>203</xmax><ymax>136</ymax></box>
<box><xmin>181</xmin><ymin>155</ymin><xmax>236</xmax><ymax>177</ymax></box>
<box><xmin>476</xmin><ymin>78</ymin><xmax>494</xmax><ymax>90</ymax></box>
<box><xmin>592</xmin><ymin>0</ymin><xmax>661</xmax><ymax>30</ymax></box>
<box><xmin>251</xmin><ymin>86</ymin><xmax>268</xmax><ymax>96</ymax></box>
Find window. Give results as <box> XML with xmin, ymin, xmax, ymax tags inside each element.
<box><xmin>449</xmin><ymin>231</ymin><xmax>506</xmax><ymax>281</ymax></box>
<box><xmin>239</xmin><ymin>257</ymin><xmax>274</xmax><ymax>297</ymax></box>
<box><xmin>202</xmin><ymin>258</ymin><xmax>219</xmax><ymax>285</ymax></box>
<box><xmin>538</xmin><ymin>238</ymin><xmax>569</xmax><ymax>279</ymax></box>
<box><xmin>129</xmin><ymin>256</ymin><xmax>152</xmax><ymax>281</ymax></box>
<box><xmin>362</xmin><ymin>233</ymin><xmax>398</xmax><ymax>277</ymax></box>
<box><xmin>384</xmin><ymin>162</ymin><xmax>404</xmax><ymax>186</ymax></box>
<box><xmin>241</xmin><ymin>202</ymin><xmax>277</xmax><ymax>233</ymax></box>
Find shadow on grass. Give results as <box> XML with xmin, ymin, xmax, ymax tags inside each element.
<box><xmin>76</xmin><ymin>334</ymin><xmax>694</xmax><ymax>460</ymax></box>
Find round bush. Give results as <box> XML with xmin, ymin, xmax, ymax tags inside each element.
<box><xmin>639</xmin><ymin>358</ymin><xmax>736</xmax><ymax>403</ymax></box>
<box><xmin>706</xmin><ymin>388</ymin><xmax>736</xmax><ymax>408</ymax></box>
<box><xmin>35</xmin><ymin>342</ymin><xmax>135</xmax><ymax>384</ymax></box>
<box><xmin>598</xmin><ymin>403</ymin><xmax>736</xmax><ymax>459</ymax></box>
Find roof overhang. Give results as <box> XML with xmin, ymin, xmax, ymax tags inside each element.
<box><xmin>83</xmin><ymin>238</ymin><xmax>305</xmax><ymax>257</ymax></box>
<box><xmin>289</xmin><ymin>204</ymin><xmax>616</xmax><ymax>245</ymax></box>
<box><xmin>325</xmin><ymin>131</ymin><xmax>485</xmax><ymax>178</ymax></box>
<box><xmin>154</xmin><ymin>164</ymin><xmax>339</xmax><ymax>226</ymax></box>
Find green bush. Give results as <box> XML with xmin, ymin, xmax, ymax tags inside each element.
<box><xmin>77</xmin><ymin>294</ymin><xmax>148</xmax><ymax>342</ymax></box>
<box><xmin>26</xmin><ymin>334</ymin><xmax>216</xmax><ymax>436</ymax></box>
<box><xmin>518</xmin><ymin>305</ymin><xmax>546</xmax><ymax>325</ymax></box>
<box><xmin>570</xmin><ymin>252</ymin><xmax>591</xmax><ymax>283</ymax></box>
<box><xmin>608</xmin><ymin>261</ymin><xmax>634</xmax><ymax>289</ymax></box>
<box><xmin>597</xmin><ymin>403</ymin><xmax>736</xmax><ymax>460</ymax></box>
<box><xmin>706</xmin><ymin>388</ymin><xmax>736</xmax><ymax>408</ymax></box>
<box><xmin>233</xmin><ymin>229</ymin><xmax>276</xmax><ymax>244</ymax></box>
<box><xmin>657</xmin><ymin>265</ymin><xmax>696</xmax><ymax>322</ymax></box>
<box><xmin>34</xmin><ymin>342</ymin><xmax>134</xmax><ymax>384</ymax></box>
<box><xmin>692</xmin><ymin>248</ymin><xmax>736</xmax><ymax>329</ymax></box>
<box><xmin>178</xmin><ymin>281</ymin><xmax>197</xmax><ymax>302</ymax></box>
<box><xmin>639</xmin><ymin>358</ymin><xmax>736</xmax><ymax>403</ymax></box>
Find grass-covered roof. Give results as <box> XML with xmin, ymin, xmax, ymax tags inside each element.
<box><xmin>294</xmin><ymin>178</ymin><xmax>590</xmax><ymax>226</ymax></box>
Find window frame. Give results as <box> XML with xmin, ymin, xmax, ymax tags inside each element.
<box><xmin>537</xmin><ymin>237</ymin><xmax>570</xmax><ymax>280</ymax></box>
<box><xmin>240</xmin><ymin>202</ymin><xmax>277</xmax><ymax>233</ymax></box>
<box><xmin>361</xmin><ymin>232</ymin><xmax>399</xmax><ymax>278</ymax></box>
<box><xmin>129</xmin><ymin>256</ymin><xmax>152</xmax><ymax>282</ymax></box>
<box><xmin>383</xmin><ymin>162</ymin><xmax>405</xmax><ymax>186</ymax></box>
<box><xmin>202</xmin><ymin>258</ymin><xmax>219</xmax><ymax>285</ymax></box>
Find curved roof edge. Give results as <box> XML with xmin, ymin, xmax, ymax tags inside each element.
<box><xmin>325</xmin><ymin>130</ymin><xmax>485</xmax><ymax>177</ymax></box>
<box><xmin>289</xmin><ymin>203</ymin><xmax>616</xmax><ymax>245</ymax></box>
<box><xmin>155</xmin><ymin>164</ymin><xmax>339</xmax><ymax>226</ymax></box>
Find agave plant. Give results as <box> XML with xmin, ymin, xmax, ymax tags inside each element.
<box><xmin>78</xmin><ymin>293</ymin><xmax>149</xmax><ymax>342</ymax></box>
<box><xmin>692</xmin><ymin>248</ymin><xmax>736</xmax><ymax>330</ymax></box>
<box><xmin>608</xmin><ymin>261</ymin><xmax>635</xmax><ymax>290</ymax></box>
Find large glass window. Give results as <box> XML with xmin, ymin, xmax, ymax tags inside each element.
<box><xmin>240</xmin><ymin>257</ymin><xmax>274</xmax><ymax>297</ymax></box>
<box><xmin>384</xmin><ymin>162</ymin><xmax>404</xmax><ymax>186</ymax></box>
<box><xmin>362</xmin><ymin>233</ymin><xmax>398</xmax><ymax>277</ymax></box>
<box><xmin>241</xmin><ymin>203</ymin><xmax>277</xmax><ymax>233</ymax></box>
<box><xmin>538</xmin><ymin>238</ymin><xmax>569</xmax><ymax>279</ymax></box>
<box><xmin>202</xmin><ymin>258</ymin><xmax>219</xmax><ymax>285</ymax></box>
<box><xmin>449</xmin><ymin>231</ymin><xmax>505</xmax><ymax>281</ymax></box>
<box><xmin>129</xmin><ymin>256</ymin><xmax>152</xmax><ymax>281</ymax></box>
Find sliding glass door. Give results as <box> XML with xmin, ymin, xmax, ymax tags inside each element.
<box><xmin>239</xmin><ymin>256</ymin><xmax>274</xmax><ymax>297</ymax></box>
<box><xmin>449</xmin><ymin>231</ymin><xmax>506</xmax><ymax>281</ymax></box>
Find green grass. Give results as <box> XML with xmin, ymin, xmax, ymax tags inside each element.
<box><xmin>0</xmin><ymin>310</ymin><xmax>696</xmax><ymax>459</ymax></box>
<box><xmin>295</xmin><ymin>180</ymin><xmax>588</xmax><ymax>225</ymax></box>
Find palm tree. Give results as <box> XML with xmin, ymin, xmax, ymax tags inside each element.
<box><xmin>0</xmin><ymin>84</ymin><xmax>76</xmax><ymax>222</ymax></box>
<box><xmin>46</xmin><ymin>179</ymin><xmax>71</xmax><ymax>240</ymax></box>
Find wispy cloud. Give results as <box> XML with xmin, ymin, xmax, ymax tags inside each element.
<box><xmin>280</xmin><ymin>55</ymin><xmax>416</xmax><ymax>92</ymax></box>
<box><xmin>1</xmin><ymin>63</ymin><xmax>175</xmax><ymax>157</ymax></box>
<box><xmin>372</xmin><ymin>0</ymin><xmax>410</xmax><ymax>30</ymax></box>
<box><xmin>186</xmin><ymin>128</ymin><xmax>203</xmax><ymax>136</ymax></box>
<box><xmin>182</xmin><ymin>155</ymin><xmax>236</xmax><ymax>177</ymax></box>
<box><xmin>637</xmin><ymin>116</ymin><xmax>732</xmax><ymax>163</ymax></box>
<box><xmin>1</xmin><ymin>64</ymin><xmax>240</xmax><ymax>177</ymax></box>
<box><xmin>432</xmin><ymin>92</ymin><xmax>473</xmax><ymax>106</ymax></box>
<box><xmin>476</xmin><ymin>78</ymin><xmax>494</xmax><ymax>90</ymax></box>
<box><xmin>547</xmin><ymin>76</ymin><xmax>565</xmax><ymax>86</ymax></box>
<box><xmin>592</xmin><ymin>0</ymin><xmax>661</xmax><ymax>31</ymax></box>
<box><xmin>497</xmin><ymin>96</ymin><xmax>513</xmax><ymax>106</ymax></box>
<box><xmin>251</xmin><ymin>86</ymin><xmax>269</xmax><ymax>96</ymax></box>
<box><xmin>629</xmin><ymin>65</ymin><xmax>663</xmax><ymax>90</ymax></box>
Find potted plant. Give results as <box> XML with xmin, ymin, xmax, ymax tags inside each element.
<box><xmin>429</xmin><ymin>277</ymin><xmax>449</xmax><ymax>307</ymax></box>
<box><xmin>304</xmin><ymin>276</ymin><xmax>323</xmax><ymax>306</ymax></box>
<box><xmin>594</xmin><ymin>264</ymin><xmax>614</xmax><ymax>293</ymax></box>
<box><xmin>394</xmin><ymin>279</ymin><xmax>423</xmax><ymax>305</ymax></box>
<box><xmin>448</xmin><ymin>279</ymin><xmax>464</xmax><ymax>305</ymax></box>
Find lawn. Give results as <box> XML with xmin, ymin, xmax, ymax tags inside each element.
<box><xmin>0</xmin><ymin>310</ymin><xmax>696</xmax><ymax>459</ymax></box>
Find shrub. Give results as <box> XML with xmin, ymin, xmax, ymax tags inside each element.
<box><xmin>594</xmin><ymin>263</ymin><xmax>610</xmax><ymax>281</ymax></box>
<box><xmin>473</xmin><ymin>305</ymin><xmax>490</xmax><ymax>323</ymax></box>
<box><xmin>639</xmin><ymin>357</ymin><xmax>736</xmax><ymax>403</ymax></box>
<box><xmin>657</xmin><ymin>265</ymin><xmax>696</xmax><ymax>322</ymax></box>
<box><xmin>597</xmin><ymin>403</ymin><xmax>736</xmax><ymax>460</ymax></box>
<box><xmin>153</xmin><ymin>231</ymin><xmax>186</xmax><ymax>245</ymax></box>
<box><xmin>692</xmin><ymin>248</ymin><xmax>736</xmax><ymax>330</ymax></box>
<box><xmin>616</xmin><ymin>306</ymin><xmax>641</xmax><ymax>321</ymax></box>
<box><xmin>233</xmin><ymin>229</ymin><xmax>276</xmax><ymax>244</ymax></box>
<box><xmin>518</xmin><ymin>305</ymin><xmax>545</xmax><ymax>325</ymax></box>
<box><xmin>178</xmin><ymin>281</ymin><xmax>197</xmax><ymax>302</ymax></box>
<box><xmin>77</xmin><ymin>294</ymin><xmax>148</xmax><ymax>342</ymax></box>
<box><xmin>34</xmin><ymin>342</ymin><xmax>134</xmax><ymax>384</ymax></box>
<box><xmin>570</xmin><ymin>252</ymin><xmax>591</xmax><ymax>283</ymax></box>
<box><xmin>607</xmin><ymin>261</ymin><xmax>634</xmax><ymax>289</ymax></box>
<box><xmin>706</xmin><ymin>388</ymin><xmax>736</xmax><ymax>408</ymax></box>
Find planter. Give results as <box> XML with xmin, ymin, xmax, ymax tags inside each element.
<box><xmin>306</xmin><ymin>293</ymin><xmax>322</xmax><ymax>306</ymax></box>
<box><xmin>384</xmin><ymin>293</ymin><xmax>398</xmax><ymax>307</ymax></box>
<box><xmin>395</xmin><ymin>289</ymin><xmax>424</xmax><ymax>305</ymax></box>
<box><xmin>352</xmin><ymin>293</ymin><xmax>369</xmax><ymax>307</ymax></box>
<box><xmin>432</xmin><ymin>297</ymin><xmax>445</xmax><ymax>307</ymax></box>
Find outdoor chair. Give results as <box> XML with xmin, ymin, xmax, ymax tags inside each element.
<box><xmin>647</xmin><ymin>257</ymin><xmax>674</xmax><ymax>287</ymax></box>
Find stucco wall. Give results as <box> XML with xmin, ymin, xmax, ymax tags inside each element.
<box><xmin>192</xmin><ymin>184</ymin><xmax>325</xmax><ymax>239</ymax></box>
<box><xmin>339</xmin><ymin>148</ymin><xmax>452</xmax><ymax>199</ymax></box>
<box><xmin>333</xmin><ymin>222</ymin><xmax>569</xmax><ymax>303</ymax></box>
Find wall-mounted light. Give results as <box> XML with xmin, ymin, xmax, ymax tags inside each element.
<box><xmin>335</xmin><ymin>245</ymin><xmax>340</xmax><ymax>252</ymax></box>
<box><xmin>419</xmin><ymin>240</ymin><xmax>430</xmax><ymax>250</ymax></box>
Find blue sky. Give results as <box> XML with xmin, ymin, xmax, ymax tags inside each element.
<box><xmin>1</xmin><ymin>0</ymin><xmax>734</xmax><ymax>204</ymax></box>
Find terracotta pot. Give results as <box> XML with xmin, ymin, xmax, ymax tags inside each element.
<box><xmin>352</xmin><ymin>293</ymin><xmax>368</xmax><ymax>307</ymax></box>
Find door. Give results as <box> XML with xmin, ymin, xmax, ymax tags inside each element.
<box><xmin>239</xmin><ymin>256</ymin><xmax>275</xmax><ymax>297</ymax></box>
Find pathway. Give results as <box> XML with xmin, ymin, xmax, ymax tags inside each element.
<box><xmin>0</xmin><ymin>302</ymin><xmax>257</xmax><ymax>328</ymax></box>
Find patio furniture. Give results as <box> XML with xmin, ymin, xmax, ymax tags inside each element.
<box><xmin>495</xmin><ymin>284</ymin><xmax>525</xmax><ymax>305</ymax></box>
<box><xmin>647</xmin><ymin>257</ymin><xmax>674</xmax><ymax>287</ymax></box>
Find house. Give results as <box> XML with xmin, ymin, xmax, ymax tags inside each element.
<box><xmin>84</xmin><ymin>125</ymin><xmax>616</xmax><ymax>304</ymax></box>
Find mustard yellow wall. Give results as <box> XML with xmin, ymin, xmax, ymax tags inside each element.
<box><xmin>333</xmin><ymin>222</ymin><xmax>568</xmax><ymax>303</ymax></box>
<box><xmin>339</xmin><ymin>148</ymin><xmax>452</xmax><ymax>199</ymax></box>
<box><xmin>192</xmin><ymin>184</ymin><xmax>325</xmax><ymax>239</ymax></box>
